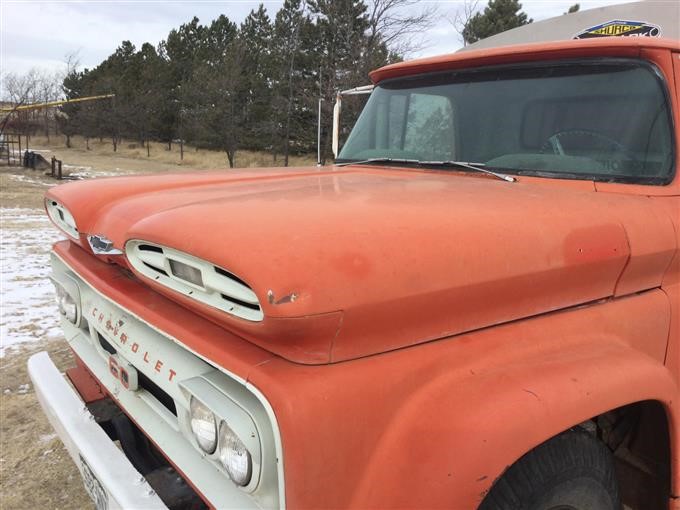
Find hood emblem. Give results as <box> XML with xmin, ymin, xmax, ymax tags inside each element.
<box><xmin>88</xmin><ymin>234</ymin><xmax>123</xmax><ymax>255</ymax></box>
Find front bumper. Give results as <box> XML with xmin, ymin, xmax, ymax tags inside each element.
<box><xmin>28</xmin><ymin>351</ymin><xmax>167</xmax><ymax>510</ymax></box>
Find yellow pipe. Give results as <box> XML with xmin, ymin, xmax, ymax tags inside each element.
<box><xmin>0</xmin><ymin>93</ymin><xmax>115</xmax><ymax>112</ymax></box>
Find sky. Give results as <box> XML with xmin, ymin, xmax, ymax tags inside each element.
<box><xmin>1</xmin><ymin>0</ymin><xmax>636</xmax><ymax>83</ymax></box>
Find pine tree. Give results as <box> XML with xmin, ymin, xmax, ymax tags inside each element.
<box><xmin>307</xmin><ymin>0</ymin><xmax>373</xmax><ymax>162</ymax></box>
<box><xmin>272</xmin><ymin>0</ymin><xmax>317</xmax><ymax>164</ymax></box>
<box><xmin>58</xmin><ymin>70</ymin><xmax>85</xmax><ymax>148</ymax></box>
<box><xmin>57</xmin><ymin>0</ymin><xmax>429</xmax><ymax>165</ymax></box>
<box><xmin>184</xmin><ymin>15</ymin><xmax>245</xmax><ymax>167</ymax></box>
<box><xmin>164</xmin><ymin>17</ymin><xmax>209</xmax><ymax>82</ymax></box>
<box><xmin>240</xmin><ymin>5</ymin><xmax>275</xmax><ymax>151</ymax></box>
<box><xmin>462</xmin><ymin>0</ymin><xmax>532</xmax><ymax>45</ymax></box>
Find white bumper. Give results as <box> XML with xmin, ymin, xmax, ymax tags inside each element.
<box><xmin>28</xmin><ymin>351</ymin><xmax>167</xmax><ymax>510</ymax></box>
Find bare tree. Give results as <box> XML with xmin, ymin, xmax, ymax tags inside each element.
<box><xmin>36</xmin><ymin>72</ymin><xmax>62</xmax><ymax>140</ymax></box>
<box><xmin>1</xmin><ymin>70</ymin><xmax>40</xmax><ymax>135</ymax></box>
<box><xmin>2</xmin><ymin>70</ymin><xmax>39</xmax><ymax>103</ymax></box>
<box><xmin>1</xmin><ymin>68</ymin><xmax>66</xmax><ymax>139</ymax></box>
<box><xmin>366</xmin><ymin>0</ymin><xmax>438</xmax><ymax>56</ymax></box>
<box><xmin>64</xmin><ymin>51</ymin><xmax>81</xmax><ymax>77</ymax></box>
<box><xmin>448</xmin><ymin>0</ymin><xmax>481</xmax><ymax>46</ymax></box>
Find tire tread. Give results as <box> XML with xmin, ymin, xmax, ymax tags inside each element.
<box><xmin>480</xmin><ymin>429</ymin><xmax>621</xmax><ymax>510</ymax></box>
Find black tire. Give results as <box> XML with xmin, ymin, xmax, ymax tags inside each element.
<box><xmin>479</xmin><ymin>429</ymin><xmax>621</xmax><ymax>510</ymax></box>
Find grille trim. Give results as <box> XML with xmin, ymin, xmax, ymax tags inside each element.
<box><xmin>96</xmin><ymin>332</ymin><xmax>177</xmax><ymax>416</ymax></box>
<box><xmin>125</xmin><ymin>240</ymin><xmax>263</xmax><ymax>322</ymax></box>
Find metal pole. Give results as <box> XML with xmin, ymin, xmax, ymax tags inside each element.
<box><xmin>317</xmin><ymin>98</ymin><xmax>323</xmax><ymax>167</ymax></box>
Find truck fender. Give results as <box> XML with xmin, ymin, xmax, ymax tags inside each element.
<box><xmin>350</xmin><ymin>322</ymin><xmax>677</xmax><ymax>508</ymax></box>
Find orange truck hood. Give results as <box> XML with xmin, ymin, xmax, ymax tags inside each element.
<box><xmin>46</xmin><ymin>166</ymin><xmax>667</xmax><ymax>364</ymax></box>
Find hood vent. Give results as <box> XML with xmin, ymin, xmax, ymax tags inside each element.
<box><xmin>125</xmin><ymin>240</ymin><xmax>263</xmax><ymax>322</ymax></box>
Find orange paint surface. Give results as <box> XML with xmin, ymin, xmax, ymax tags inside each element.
<box><xmin>48</xmin><ymin>168</ymin><xmax>668</xmax><ymax>364</ymax></box>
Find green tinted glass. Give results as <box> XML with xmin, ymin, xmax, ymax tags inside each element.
<box><xmin>338</xmin><ymin>60</ymin><xmax>674</xmax><ymax>185</ymax></box>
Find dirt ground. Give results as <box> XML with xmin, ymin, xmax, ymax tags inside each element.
<box><xmin>1</xmin><ymin>165</ymin><xmax>94</xmax><ymax>509</ymax></box>
<box><xmin>0</xmin><ymin>139</ymin><xmax>315</xmax><ymax>509</ymax></box>
<box><xmin>0</xmin><ymin>340</ymin><xmax>91</xmax><ymax>509</ymax></box>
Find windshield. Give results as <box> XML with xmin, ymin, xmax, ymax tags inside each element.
<box><xmin>338</xmin><ymin>59</ymin><xmax>674</xmax><ymax>185</ymax></box>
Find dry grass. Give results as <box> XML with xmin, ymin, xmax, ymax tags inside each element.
<box><xmin>0</xmin><ymin>169</ymin><xmax>53</xmax><ymax>209</ymax></box>
<box><xmin>25</xmin><ymin>135</ymin><xmax>316</xmax><ymax>173</ymax></box>
<box><xmin>0</xmin><ymin>341</ymin><xmax>93</xmax><ymax>510</ymax></box>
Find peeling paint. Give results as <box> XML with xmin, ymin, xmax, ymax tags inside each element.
<box><xmin>267</xmin><ymin>290</ymin><xmax>298</xmax><ymax>305</ymax></box>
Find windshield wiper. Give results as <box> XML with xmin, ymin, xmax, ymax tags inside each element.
<box><xmin>334</xmin><ymin>157</ymin><xmax>421</xmax><ymax>167</ymax></box>
<box><xmin>335</xmin><ymin>158</ymin><xmax>515</xmax><ymax>182</ymax></box>
<box><xmin>419</xmin><ymin>160</ymin><xmax>516</xmax><ymax>182</ymax></box>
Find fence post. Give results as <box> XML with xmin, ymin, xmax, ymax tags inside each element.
<box><xmin>57</xmin><ymin>160</ymin><xmax>62</xmax><ymax>180</ymax></box>
<box><xmin>18</xmin><ymin>136</ymin><xmax>21</xmax><ymax>163</ymax></box>
<box><xmin>51</xmin><ymin>156</ymin><xmax>56</xmax><ymax>177</ymax></box>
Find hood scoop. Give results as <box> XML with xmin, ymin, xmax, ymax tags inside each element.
<box><xmin>126</xmin><ymin>240</ymin><xmax>263</xmax><ymax>322</ymax></box>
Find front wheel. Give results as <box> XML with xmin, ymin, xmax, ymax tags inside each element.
<box><xmin>479</xmin><ymin>429</ymin><xmax>621</xmax><ymax>510</ymax></box>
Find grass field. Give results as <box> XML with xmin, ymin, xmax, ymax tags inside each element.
<box><xmin>23</xmin><ymin>134</ymin><xmax>316</xmax><ymax>176</ymax></box>
<box><xmin>0</xmin><ymin>138</ymin><xmax>315</xmax><ymax>508</ymax></box>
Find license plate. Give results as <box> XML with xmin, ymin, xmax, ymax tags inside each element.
<box><xmin>79</xmin><ymin>454</ymin><xmax>109</xmax><ymax>510</ymax></box>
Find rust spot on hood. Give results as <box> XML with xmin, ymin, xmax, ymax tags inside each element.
<box><xmin>267</xmin><ymin>290</ymin><xmax>298</xmax><ymax>305</ymax></box>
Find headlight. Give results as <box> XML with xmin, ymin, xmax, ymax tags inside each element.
<box><xmin>54</xmin><ymin>283</ymin><xmax>78</xmax><ymax>324</ymax></box>
<box><xmin>218</xmin><ymin>421</ymin><xmax>252</xmax><ymax>486</ymax></box>
<box><xmin>190</xmin><ymin>397</ymin><xmax>217</xmax><ymax>453</ymax></box>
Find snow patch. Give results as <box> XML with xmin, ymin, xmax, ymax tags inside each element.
<box><xmin>8</xmin><ymin>174</ymin><xmax>56</xmax><ymax>187</ymax></box>
<box><xmin>0</xmin><ymin>208</ymin><xmax>65</xmax><ymax>356</ymax></box>
<box><xmin>65</xmin><ymin>165</ymin><xmax>128</xmax><ymax>179</ymax></box>
<box><xmin>39</xmin><ymin>433</ymin><xmax>57</xmax><ymax>444</ymax></box>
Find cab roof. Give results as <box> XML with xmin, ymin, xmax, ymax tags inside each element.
<box><xmin>461</xmin><ymin>0</ymin><xmax>678</xmax><ymax>52</ymax></box>
<box><xmin>370</xmin><ymin>1</ymin><xmax>680</xmax><ymax>84</ymax></box>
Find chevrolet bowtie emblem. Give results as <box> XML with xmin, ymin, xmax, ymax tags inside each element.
<box><xmin>87</xmin><ymin>234</ymin><xmax>123</xmax><ymax>255</ymax></box>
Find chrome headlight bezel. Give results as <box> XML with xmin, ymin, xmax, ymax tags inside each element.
<box><xmin>180</xmin><ymin>377</ymin><xmax>262</xmax><ymax>491</ymax></box>
<box><xmin>45</xmin><ymin>199</ymin><xmax>79</xmax><ymax>240</ymax></box>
